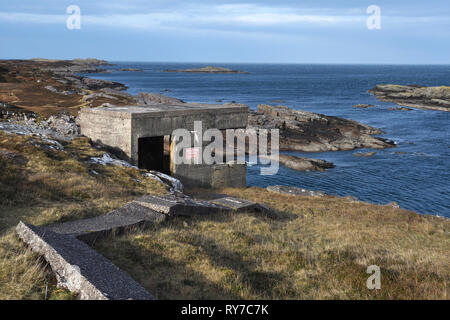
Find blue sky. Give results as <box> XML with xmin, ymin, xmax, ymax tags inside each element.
<box><xmin>1</xmin><ymin>0</ymin><xmax>449</xmax><ymax>64</ymax></box>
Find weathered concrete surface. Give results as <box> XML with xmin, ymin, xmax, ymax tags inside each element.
<box><xmin>16</xmin><ymin>201</ymin><xmax>166</xmax><ymax>300</ymax></box>
<box><xmin>16</xmin><ymin>193</ymin><xmax>276</xmax><ymax>299</ymax></box>
<box><xmin>135</xmin><ymin>194</ymin><xmax>229</xmax><ymax>216</ymax></box>
<box><xmin>45</xmin><ymin>202</ymin><xmax>166</xmax><ymax>244</ymax></box>
<box><xmin>79</xmin><ymin>103</ymin><xmax>249</xmax><ymax>163</ymax></box>
<box><xmin>171</xmin><ymin>163</ymin><xmax>246</xmax><ymax>189</ymax></box>
<box><xmin>16</xmin><ymin>222</ymin><xmax>155</xmax><ymax>300</ymax></box>
<box><xmin>135</xmin><ymin>194</ymin><xmax>277</xmax><ymax>217</ymax></box>
<box><xmin>210</xmin><ymin>196</ymin><xmax>279</xmax><ymax>218</ymax></box>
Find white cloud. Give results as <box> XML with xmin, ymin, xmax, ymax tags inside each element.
<box><xmin>0</xmin><ymin>3</ymin><xmax>447</xmax><ymax>32</ymax></box>
<box><xmin>0</xmin><ymin>12</ymin><xmax>66</xmax><ymax>24</ymax></box>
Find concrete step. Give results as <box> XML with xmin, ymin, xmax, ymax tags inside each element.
<box><xmin>16</xmin><ymin>193</ymin><xmax>277</xmax><ymax>300</ymax></box>
<box><xmin>135</xmin><ymin>194</ymin><xmax>230</xmax><ymax>216</ymax></box>
<box><xmin>45</xmin><ymin>202</ymin><xmax>165</xmax><ymax>243</ymax></box>
<box><xmin>16</xmin><ymin>222</ymin><xmax>154</xmax><ymax>300</ymax></box>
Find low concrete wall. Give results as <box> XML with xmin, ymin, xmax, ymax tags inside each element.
<box><xmin>172</xmin><ymin>163</ymin><xmax>246</xmax><ymax>189</ymax></box>
<box><xmin>16</xmin><ymin>222</ymin><xmax>155</xmax><ymax>300</ymax></box>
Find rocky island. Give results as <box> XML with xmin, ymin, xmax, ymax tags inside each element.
<box><xmin>163</xmin><ymin>66</ymin><xmax>249</xmax><ymax>74</ymax></box>
<box><xmin>369</xmin><ymin>84</ymin><xmax>450</xmax><ymax>112</ymax></box>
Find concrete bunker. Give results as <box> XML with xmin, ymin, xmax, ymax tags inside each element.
<box><xmin>79</xmin><ymin>103</ymin><xmax>249</xmax><ymax>188</ymax></box>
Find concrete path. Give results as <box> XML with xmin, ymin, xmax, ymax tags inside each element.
<box><xmin>16</xmin><ymin>194</ymin><xmax>276</xmax><ymax>300</ymax></box>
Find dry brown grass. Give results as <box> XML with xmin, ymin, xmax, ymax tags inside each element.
<box><xmin>1</xmin><ymin>130</ymin><xmax>449</xmax><ymax>300</ymax></box>
<box><xmin>0</xmin><ymin>131</ymin><xmax>167</xmax><ymax>299</ymax></box>
<box><xmin>93</xmin><ymin>188</ymin><xmax>449</xmax><ymax>300</ymax></box>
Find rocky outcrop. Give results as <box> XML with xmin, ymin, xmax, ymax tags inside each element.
<box><xmin>43</xmin><ymin>114</ymin><xmax>80</xmax><ymax>136</ymax></box>
<box><xmin>354</xmin><ymin>104</ymin><xmax>376</xmax><ymax>108</ymax></box>
<box><xmin>0</xmin><ymin>107</ymin><xmax>80</xmax><ymax>141</ymax></box>
<box><xmin>1</xmin><ymin>103</ymin><xmax>38</xmax><ymax>120</ymax></box>
<box><xmin>119</xmin><ymin>68</ymin><xmax>143</xmax><ymax>72</ymax></box>
<box><xmin>248</xmin><ymin>104</ymin><xmax>395</xmax><ymax>152</ymax></box>
<box><xmin>369</xmin><ymin>84</ymin><xmax>450</xmax><ymax>112</ymax></box>
<box><xmin>353</xmin><ymin>151</ymin><xmax>376</xmax><ymax>157</ymax></box>
<box><xmin>163</xmin><ymin>66</ymin><xmax>249</xmax><ymax>74</ymax></box>
<box><xmin>274</xmin><ymin>154</ymin><xmax>334</xmax><ymax>172</ymax></box>
<box><xmin>79</xmin><ymin>77</ymin><xmax>127</xmax><ymax>91</ymax></box>
<box><xmin>389</xmin><ymin>107</ymin><xmax>413</xmax><ymax>111</ymax></box>
<box><xmin>41</xmin><ymin>58</ymin><xmax>111</xmax><ymax>74</ymax></box>
<box><xmin>137</xmin><ymin>92</ymin><xmax>185</xmax><ymax>105</ymax></box>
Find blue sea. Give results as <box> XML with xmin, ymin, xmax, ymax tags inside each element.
<box><xmin>84</xmin><ymin>63</ymin><xmax>450</xmax><ymax>217</ymax></box>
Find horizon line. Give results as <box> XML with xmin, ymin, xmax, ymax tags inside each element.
<box><xmin>1</xmin><ymin>58</ymin><xmax>450</xmax><ymax>66</ymax></box>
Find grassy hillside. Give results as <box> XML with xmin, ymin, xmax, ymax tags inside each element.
<box><xmin>0</xmin><ymin>131</ymin><xmax>167</xmax><ymax>299</ymax></box>
<box><xmin>93</xmin><ymin>188</ymin><xmax>449</xmax><ymax>300</ymax></box>
<box><xmin>0</xmin><ymin>131</ymin><xmax>448</xmax><ymax>300</ymax></box>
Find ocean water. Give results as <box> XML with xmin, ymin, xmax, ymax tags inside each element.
<box><xmin>84</xmin><ymin>63</ymin><xmax>450</xmax><ymax>217</ymax></box>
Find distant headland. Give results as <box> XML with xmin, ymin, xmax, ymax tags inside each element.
<box><xmin>369</xmin><ymin>84</ymin><xmax>450</xmax><ymax>112</ymax></box>
<box><xmin>163</xmin><ymin>66</ymin><xmax>249</xmax><ymax>74</ymax></box>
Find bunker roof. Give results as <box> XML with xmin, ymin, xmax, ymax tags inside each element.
<box><xmin>80</xmin><ymin>103</ymin><xmax>249</xmax><ymax>119</ymax></box>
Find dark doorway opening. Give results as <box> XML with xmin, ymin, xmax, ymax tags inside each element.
<box><xmin>138</xmin><ymin>136</ymin><xmax>169</xmax><ymax>173</ymax></box>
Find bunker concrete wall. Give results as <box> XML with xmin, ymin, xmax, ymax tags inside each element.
<box><xmin>79</xmin><ymin>111</ymin><xmax>133</xmax><ymax>161</ymax></box>
<box><xmin>79</xmin><ymin>105</ymin><xmax>249</xmax><ymax>188</ymax></box>
<box><xmin>130</xmin><ymin>111</ymin><xmax>248</xmax><ymax>162</ymax></box>
<box><xmin>172</xmin><ymin>163</ymin><xmax>246</xmax><ymax>189</ymax></box>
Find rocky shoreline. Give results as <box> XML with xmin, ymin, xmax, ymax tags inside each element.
<box><xmin>369</xmin><ymin>84</ymin><xmax>450</xmax><ymax>112</ymax></box>
<box><xmin>277</xmin><ymin>154</ymin><xmax>335</xmax><ymax>172</ymax></box>
<box><xmin>1</xmin><ymin>59</ymin><xmax>396</xmax><ymax>177</ymax></box>
<box><xmin>248</xmin><ymin>104</ymin><xmax>395</xmax><ymax>152</ymax></box>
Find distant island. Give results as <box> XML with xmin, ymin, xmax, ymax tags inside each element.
<box><xmin>163</xmin><ymin>66</ymin><xmax>249</xmax><ymax>74</ymax></box>
<box><xmin>31</xmin><ymin>58</ymin><xmax>110</xmax><ymax>66</ymax></box>
<box><xmin>369</xmin><ymin>84</ymin><xmax>450</xmax><ymax>112</ymax></box>
<box><xmin>119</xmin><ymin>68</ymin><xmax>143</xmax><ymax>72</ymax></box>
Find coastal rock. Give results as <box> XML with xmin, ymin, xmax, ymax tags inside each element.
<box><xmin>80</xmin><ymin>77</ymin><xmax>127</xmax><ymax>91</ymax></box>
<box><xmin>137</xmin><ymin>92</ymin><xmax>185</xmax><ymax>105</ymax></box>
<box><xmin>353</xmin><ymin>151</ymin><xmax>376</xmax><ymax>157</ymax></box>
<box><xmin>82</xmin><ymin>92</ymin><xmax>119</xmax><ymax>102</ymax></box>
<box><xmin>385</xmin><ymin>201</ymin><xmax>400</xmax><ymax>208</ymax></box>
<box><xmin>163</xmin><ymin>66</ymin><xmax>249</xmax><ymax>74</ymax></box>
<box><xmin>276</xmin><ymin>154</ymin><xmax>335</xmax><ymax>172</ymax></box>
<box><xmin>248</xmin><ymin>104</ymin><xmax>395</xmax><ymax>152</ymax></box>
<box><xmin>119</xmin><ymin>68</ymin><xmax>142</xmax><ymax>72</ymax></box>
<box><xmin>267</xmin><ymin>185</ymin><xmax>326</xmax><ymax>197</ymax></box>
<box><xmin>369</xmin><ymin>84</ymin><xmax>450</xmax><ymax>112</ymax></box>
<box><xmin>39</xmin><ymin>58</ymin><xmax>110</xmax><ymax>74</ymax></box>
<box><xmin>354</xmin><ymin>104</ymin><xmax>376</xmax><ymax>108</ymax></box>
<box><xmin>389</xmin><ymin>107</ymin><xmax>413</xmax><ymax>111</ymax></box>
<box><xmin>43</xmin><ymin>114</ymin><xmax>80</xmax><ymax>136</ymax></box>
<box><xmin>1</xmin><ymin>103</ymin><xmax>38</xmax><ymax>120</ymax></box>
<box><xmin>70</xmin><ymin>58</ymin><xmax>110</xmax><ymax>66</ymax></box>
